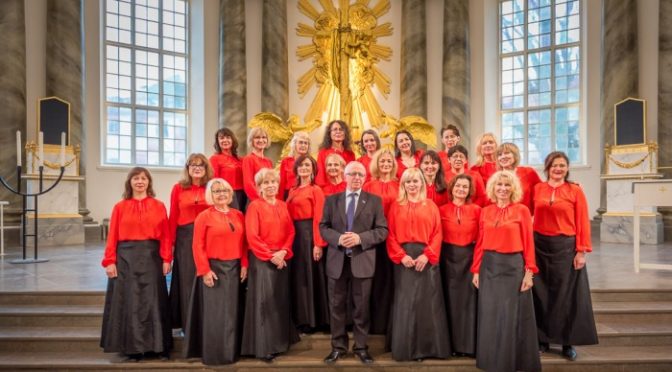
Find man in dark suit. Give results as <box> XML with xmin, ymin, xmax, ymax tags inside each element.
<box><xmin>319</xmin><ymin>161</ymin><xmax>388</xmax><ymax>364</ymax></box>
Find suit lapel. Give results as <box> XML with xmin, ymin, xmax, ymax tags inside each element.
<box><xmin>336</xmin><ymin>192</ymin><xmax>347</xmax><ymax>229</ymax></box>
<box><xmin>353</xmin><ymin>192</ymin><xmax>368</xmax><ymax>224</ymax></box>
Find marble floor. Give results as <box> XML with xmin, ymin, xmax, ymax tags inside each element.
<box><xmin>0</xmin><ymin>239</ymin><xmax>671</xmax><ymax>292</ymax></box>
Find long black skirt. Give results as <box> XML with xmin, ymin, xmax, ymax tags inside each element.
<box><xmin>370</xmin><ymin>241</ymin><xmax>393</xmax><ymax>334</ymax></box>
<box><xmin>533</xmin><ymin>233</ymin><xmax>599</xmax><ymax>346</ymax></box>
<box><xmin>387</xmin><ymin>243</ymin><xmax>451</xmax><ymax>361</ymax></box>
<box><xmin>169</xmin><ymin>223</ymin><xmax>196</xmax><ymax>330</ymax></box>
<box><xmin>241</xmin><ymin>254</ymin><xmax>300</xmax><ymax>357</ymax></box>
<box><xmin>183</xmin><ymin>259</ymin><xmax>241</xmax><ymax>365</ymax></box>
<box><xmin>440</xmin><ymin>242</ymin><xmax>477</xmax><ymax>355</ymax></box>
<box><xmin>290</xmin><ymin>219</ymin><xmax>330</xmax><ymax>329</ymax></box>
<box><xmin>100</xmin><ymin>240</ymin><xmax>173</xmax><ymax>354</ymax></box>
<box><xmin>476</xmin><ymin>251</ymin><xmax>541</xmax><ymax>372</ymax></box>
<box><xmin>231</xmin><ymin>190</ymin><xmax>247</xmax><ymax>213</ymax></box>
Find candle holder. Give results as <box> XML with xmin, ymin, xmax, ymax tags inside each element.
<box><xmin>0</xmin><ymin>165</ymin><xmax>65</xmax><ymax>264</ymax></box>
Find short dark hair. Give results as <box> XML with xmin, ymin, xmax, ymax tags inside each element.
<box><xmin>448</xmin><ymin>144</ymin><xmax>469</xmax><ymax>159</ymax></box>
<box><xmin>213</xmin><ymin>128</ymin><xmax>239</xmax><ymax>159</ymax></box>
<box><xmin>441</xmin><ymin>124</ymin><xmax>460</xmax><ymax>137</ymax></box>
<box><xmin>123</xmin><ymin>167</ymin><xmax>155</xmax><ymax>199</ymax></box>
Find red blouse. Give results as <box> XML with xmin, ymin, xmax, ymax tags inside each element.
<box><xmin>471</xmin><ymin>161</ymin><xmax>497</xmax><ymax>183</ymax></box>
<box><xmin>245</xmin><ymin>199</ymin><xmax>295</xmax><ymax>261</ymax></box>
<box><xmin>242</xmin><ymin>153</ymin><xmax>273</xmax><ymax>201</ymax></box>
<box><xmin>102</xmin><ymin>197</ymin><xmax>171</xmax><ymax>267</ymax></box>
<box><xmin>357</xmin><ymin>154</ymin><xmax>373</xmax><ymax>182</ymax></box>
<box><xmin>286</xmin><ymin>185</ymin><xmax>327</xmax><ymax>247</ymax></box>
<box><xmin>444</xmin><ymin>168</ymin><xmax>488</xmax><ymax>207</ymax></box>
<box><xmin>362</xmin><ymin>179</ymin><xmax>399</xmax><ymax>217</ymax></box>
<box><xmin>395</xmin><ymin>150</ymin><xmax>424</xmax><ymax>179</ymax></box>
<box><xmin>387</xmin><ymin>200</ymin><xmax>443</xmax><ymax>265</ymax></box>
<box><xmin>322</xmin><ymin>180</ymin><xmax>347</xmax><ymax>196</ymax></box>
<box><xmin>192</xmin><ymin>207</ymin><xmax>248</xmax><ymax>276</ymax></box>
<box><xmin>426</xmin><ymin>183</ymin><xmax>449</xmax><ymax>207</ymax></box>
<box><xmin>515</xmin><ymin>166</ymin><xmax>542</xmax><ymax>215</ymax></box>
<box><xmin>167</xmin><ymin>183</ymin><xmax>209</xmax><ymax>246</ymax></box>
<box><xmin>439</xmin><ymin>202</ymin><xmax>481</xmax><ymax>246</ymax></box>
<box><xmin>533</xmin><ymin>182</ymin><xmax>592</xmax><ymax>252</ymax></box>
<box><xmin>209</xmin><ymin>153</ymin><xmax>244</xmax><ymax>190</ymax></box>
<box><xmin>471</xmin><ymin>203</ymin><xmax>538</xmax><ymax>274</ymax></box>
<box><xmin>316</xmin><ymin>147</ymin><xmax>356</xmax><ymax>187</ymax></box>
<box><xmin>278</xmin><ymin>156</ymin><xmax>297</xmax><ymax>199</ymax></box>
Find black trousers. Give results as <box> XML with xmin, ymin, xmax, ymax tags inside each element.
<box><xmin>328</xmin><ymin>257</ymin><xmax>372</xmax><ymax>352</ymax></box>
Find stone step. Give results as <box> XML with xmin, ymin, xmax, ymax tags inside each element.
<box><xmin>591</xmin><ymin>288</ymin><xmax>672</xmax><ymax>302</ymax></box>
<box><xmin>0</xmin><ymin>305</ymin><xmax>103</xmax><ymax>327</ymax></box>
<box><xmin>596</xmin><ymin>321</ymin><xmax>672</xmax><ymax>346</ymax></box>
<box><xmin>592</xmin><ymin>301</ymin><xmax>672</xmax><ymax>323</ymax></box>
<box><xmin>0</xmin><ymin>292</ymin><xmax>105</xmax><ymax>306</ymax></box>
<box><xmin>0</xmin><ymin>346</ymin><xmax>670</xmax><ymax>371</ymax></box>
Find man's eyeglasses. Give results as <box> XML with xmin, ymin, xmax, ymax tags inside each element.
<box><xmin>346</xmin><ymin>172</ymin><xmax>365</xmax><ymax>178</ymax></box>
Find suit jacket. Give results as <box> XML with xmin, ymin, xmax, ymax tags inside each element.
<box><xmin>319</xmin><ymin>190</ymin><xmax>388</xmax><ymax>279</ymax></box>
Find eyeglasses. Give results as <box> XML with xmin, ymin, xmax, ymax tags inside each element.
<box><xmin>331</xmin><ymin>127</ymin><xmax>344</xmax><ymax>132</ymax></box>
<box><xmin>450</xmin><ymin>155</ymin><xmax>466</xmax><ymax>160</ymax></box>
<box><xmin>346</xmin><ymin>172</ymin><xmax>365</xmax><ymax>178</ymax></box>
<box><xmin>212</xmin><ymin>189</ymin><xmax>232</xmax><ymax>195</ymax></box>
<box><xmin>189</xmin><ymin>163</ymin><xmax>206</xmax><ymax>169</ymax></box>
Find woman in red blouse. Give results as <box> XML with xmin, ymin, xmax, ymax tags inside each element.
<box><xmin>439</xmin><ymin>174</ymin><xmax>481</xmax><ymax>357</ymax></box>
<box><xmin>394</xmin><ymin>130</ymin><xmax>423</xmax><ymax>179</ymax></box>
<box><xmin>100</xmin><ymin>167</ymin><xmax>172</xmax><ymax>361</ymax></box>
<box><xmin>386</xmin><ymin>168</ymin><xmax>451</xmax><ymax>361</ymax></box>
<box><xmin>316</xmin><ymin>120</ymin><xmax>356</xmax><ymax>187</ymax></box>
<box><xmin>438</xmin><ymin>124</ymin><xmax>466</xmax><ymax>170</ymax></box>
<box><xmin>496</xmin><ymin>143</ymin><xmax>542</xmax><ymax>214</ymax></box>
<box><xmin>470</xmin><ymin>132</ymin><xmax>498</xmax><ymax>182</ymax></box>
<box><xmin>183</xmin><ymin>178</ymin><xmax>248</xmax><ymax>365</ymax></box>
<box><xmin>242</xmin><ymin>127</ymin><xmax>273</xmax><ymax>202</ymax></box>
<box><xmin>168</xmin><ymin>153</ymin><xmax>212</xmax><ymax>332</ymax></box>
<box><xmin>419</xmin><ymin>150</ymin><xmax>449</xmax><ymax>207</ymax></box>
<box><xmin>209</xmin><ymin>128</ymin><xmax>246</xmax><ymax>210</ymax></box>
<box><xmin>357</xmin><ymin>129</ymin><xmax>381</xmax><ymax>182</ymax></box>
<box><xmin>321</xmin><ymin>153</ymin><xmax>347</xmax><ymax>196</ymax></box>
<box><xmin>286</xmin><ymin>155</ymin><xmax>329</xmax><ymax>333</ymax></box>
<box><xmin>242</xmin><ymin>168</ymin><xmax>299</xmax><ymax>362</ymax></box>
<box><xmin>471</xmin><ymin>170</ymin><xmax>541</xmax><ymax>372</ymax></box>
<box><xmin>532</xmin><ymin>152</ymin><xmax>598</xmax><ymax>360</ymax></box>
<box><xmin>444</xmin><ymin>145</ymin><xmax>488</xmax><ymax>206</ymax></box>
<box><xmin>362</xmin><ymin>148</ymin><xmax>398</xmax><ymax>334</ymax></box>
<box><xmin>278</xmin><ymin>131</ymin><xmax>311</xmax><ymax>200</ymax></box>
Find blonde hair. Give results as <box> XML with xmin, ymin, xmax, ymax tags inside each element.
<box><xmin>179</xmin><ymin>153</ymin><xmax>213</xmax><ymax>188</ymax></box>
<box><xmin>496</xmin><ymin>142</ymin><xmax>521</xmax><ymax>169</ymax></box>
<box><xmin>369</xmin><ymin>148</ymin><xmax>398</xmax><ymax>180</ymax></box>
<box><xmin>474</xmin><ymin>132</ymin><xmax>499</xmax><ymax>167</ymax></box>
<box><xmin>254</xmin><ymin>168</ymin><xmax>280</xmax><ymax>197</ymax></box>
<box><xmin>397</xmin><ymin>167</ymin><xmax>427</xmax><ymax>204</ymax></box>
<box><xmin>325</xmin><ymin>153</ymin><xmax>346</xmax><ymax>169</ymax></box>
<box><xmin>485</xmin><ymin>170</ymin><xmax>523</xmax><ymax>203</ymax></box>
<box><xmin>204</xmin><ymin>178</ymin><xmax>233</xmax><ymax>206</ymax></box>
<box><xmin>288</xmin><ymin>131</ymin><xmax>311</xmax><ymax>157</ymax></box>
<box><xmin>247</xmin><ymin>127</ymin><xmax>270</xmax><ymax>150</ymax></box>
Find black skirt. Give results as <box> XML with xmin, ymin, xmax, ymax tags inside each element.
<box><xmin>387</xmin><ymin>243</ymin><xmax>451</xmax><ymax>361</ymax></box>
<box><xmin>100</xmin><ymin>240</ymin><xmax>173</xmax><ymax>354</ymax></box>
<box><xmin>440</xmin><ymin>242</ymin><xmax>477</xmax><ymax>355</ymax></box>
<box><xmin>169</xmin><ymin>223</ymin><xmax>196</xmax><ymax>330</ymax></box>
<box><xmin>533</xmin><ymin>233</ymin><xmax>599</xmax><ymax>346</ymax></box>
<box><xmin>370</xmin><ymin>241</ymin><xmax>394</xmax><ymax>334</ymax></box>
<box><xmin>183</xmin><ymin>259</ymin><xmax>241</xmax><ymax>365</ymax></box>
<box><xmin>476</xmin><ymin>251</ymin><xmax>541</xmax><ymax>372</ymax></box>
<box><xmin>241</xmin><ymin>254</ymin><xmax>300</xmax><ymax>357</ymax></box>
<box><xmin>231</xmin><ymin>190</ymin><xmax>247</xmax><ymax>213</ymax></box>
<box><xmin>290</xmin><ymin>219</ymin><xmax>330</xmax><ymax>329</ymax></box>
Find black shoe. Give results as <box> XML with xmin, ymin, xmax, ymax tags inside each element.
<box><xmin>260</xmin><ymin>354</ymin><xmax>275</xmax><ymax>363</ymax></box>
<box><xmin>159</xmin><ymin>351</ymin><xmax>170</xmax><ymax>361</ymax></box>
<box><xmin>539</xmin><ymin>342</ymin><xmax>550</xmax><ymax>353</ymax></box>
<box><xmin>562</xmin><ymin>345</ymin><xmax>577</xmax><ymax>361</ymax></box>
<box><xmin>126</xmin><ymin>353</ymin><xmax>143</xmax><ymax>362</ymax></box>
<box><xmin>324</xmin><ymin>350</ymin><xmax>346</xmax><ymax>364</ymax></box>
<box><xmin>353</xmin><ymin>349</ymin><xmax>374</xmax><ymax>364</ymax></box>
<box><xmin>414</xmin><ymin>357</ymin><xmax>424</xmax><ymax>362</ymax></box>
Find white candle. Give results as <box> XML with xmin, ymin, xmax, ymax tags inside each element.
<box><xmin>362</xmin><ymin>111</ymin><xmax>371</xmax><ymax>128</ymax></box>
<box><xmin>38</xmin><ymin>131</ymin><xmax>44</xmax><ymax>168</ymax></box>
<box><xmin>16</xmin><ymin>131</ymin><xmax>22</xmax><ymax>167</ymax></box>
<box><xmin>60</xmin><ymin>132</ymin><xmax>66</xmax><ymax>167</ymax></box>
<box><xmin>321</xmin><ymin>110</ymin><xmax>329</xmax><ymax>124</ymax></box>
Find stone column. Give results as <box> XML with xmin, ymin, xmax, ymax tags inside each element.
<box><xmin>400</xmin><ymin>0</ymin><xmax>427</xmax><ymax>118</ymax></box>
<box><xmin>442</xmin><ymin>0</ymin><xmax>471</xmax><ymax>146</ymax></box>
<box><xmin>0</xmin><ymin>0</ymin><xmax>26</xmax><ymax>219</ymax></box>
<box><xmin>219</xmin><ymin>0</ymin><xmax>248</xmax><ymax>153</ymax></box>
<box><xmin>45</xmin><ymin>0</ymin><xmax>89</xmax><ymax>220</ymax></box>
<box><xmin>600</xmin><ymin>0</ymin><xmax>638</xmax><ymax>211</ymax></box>
<box><xmin>658</xmin><ymin>0</ymin><xmax>672</xmax><ymax>238</ymax></box>
<box><xmin>261</xmin><ymin>0</ymin><xmax>288</xmax><ymax>118</ymax></box>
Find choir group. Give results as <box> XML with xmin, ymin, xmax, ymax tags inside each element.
<box><xmin>99</xmin><ymin>120</ymin><xmax>599</xmax><ymax>372</ymax></box>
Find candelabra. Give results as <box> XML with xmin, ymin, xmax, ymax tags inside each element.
<box><xmin>0</xmin><ymin>165</ymin><xmax>65</xmax><ymax>264</ymax></box>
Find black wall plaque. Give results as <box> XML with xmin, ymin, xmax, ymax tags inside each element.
<box><xmin>38</xmin><ymin>97</ymin><xmax>70</xmax><ymax>145</ymax></box>
<box><xmin>615</xmin><ymin>98</ymin><xmax>645</xmax><ymax>146</ymax></box>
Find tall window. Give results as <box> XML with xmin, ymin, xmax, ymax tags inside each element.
<box><xmin>499</xmin><ymin>0</ymin><xmax>581</xmax><ymax>165</ymax></box>
<box><xmin>104</xmin><ymin>0</ymin><xmax>189</xmax><ymax>167</ymax></box>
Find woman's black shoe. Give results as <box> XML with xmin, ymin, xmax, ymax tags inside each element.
<box><xmin>562</xmin><ymin>345</ymin><xmax>577</xmax><ymax>361</ymax></box>
<box><xmin>539</xmin><ymin>342</ymin><xmax>550</xmax><ymax>353</ymax></box>
<box><xmin>126</xmin><ymin>353</ymin><xmax>143</xmax><ymax>362</ymax></box>
<box><xmin>260</xmin><ymin>354</ymin><xmax>275</xmax><ymax>363</ymax></box>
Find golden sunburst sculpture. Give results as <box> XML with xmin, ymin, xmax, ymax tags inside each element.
<box><xmin>248</xmin><ymin>113</ymin><xmax>323</xmax><ymax>158</ymax></box>
<box><xmin>296</xmin><ymin>0</ymin><xmax>393</xmax><ymax>141</ymax></box>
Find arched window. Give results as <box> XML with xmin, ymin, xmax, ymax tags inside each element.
<box><xmin>103</xmin><ymin>0</ymin><xmax>189</xmax><ymax>167</ymax></box>
<box><xmin>499</xmin><ymin>0</ymin><xmax>581</xmax><ymax>164</ymax></box>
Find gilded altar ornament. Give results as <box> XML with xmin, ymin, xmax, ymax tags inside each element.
<box><xmin>379</xmin><ymin>113</ymin><xmax>438</xmax><ymax>149</ymax></box>
<box><xmin>248</xmin><ymin>112</ymin><xmax>323</xmax><ymax>158</ymax></box>
<box><xmin>296</xmin><ymin>0</ymin><xmax>393</xmax><ymax>140</ymax></box>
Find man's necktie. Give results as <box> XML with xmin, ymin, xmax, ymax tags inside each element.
<box><xmin>345</xmin><ymin>193</ymin><xmax>356</xmax><ymax>256</ymax></box>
